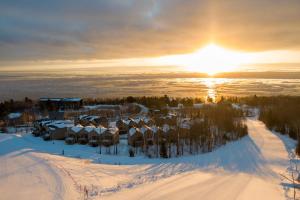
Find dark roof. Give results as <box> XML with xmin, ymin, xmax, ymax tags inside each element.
<box><xmin>40</xmin><ymin>98</ymin><xmax>82</xmax><ymax>102</ymax></box>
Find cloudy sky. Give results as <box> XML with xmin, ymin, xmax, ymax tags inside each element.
<box><xmin>1</xmin><ymin>0</ymin><xmax>300</xmax><ymax>70</ymax></box>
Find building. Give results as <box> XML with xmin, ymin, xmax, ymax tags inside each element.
<box><xmin>39</xmin><ymin>98</ymin><xmax>83</xmax><ymax>111</ymax></box>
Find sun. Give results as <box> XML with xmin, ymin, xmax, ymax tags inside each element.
<box><xmin>152</xmin><ymin>43</ymin><xmax>251</xmax><ymax>75</ymax></box>
<box><xmin>183</xmin><ymin>43</ymin><xmax>247</xmax><ymax>75</ymax></box>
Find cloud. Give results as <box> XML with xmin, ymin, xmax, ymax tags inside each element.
<box><xmin>0</xmin><ymin>0</ymin><xmax>300</xmax><ymax>61</ymax></box>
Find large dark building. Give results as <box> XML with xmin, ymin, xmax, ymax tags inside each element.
<box><xmin>39</xmin><ymin>98</ymin><xmax>83</xmax><ymax>111</ymax></box>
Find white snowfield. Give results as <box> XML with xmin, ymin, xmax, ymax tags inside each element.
<box><xmin>0</xmin><ymin>118</ymin><xmax>297</xmax><ymax>200</ymax></box>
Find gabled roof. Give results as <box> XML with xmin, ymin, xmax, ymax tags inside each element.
<box><xmin>129</xmin><ymin>127</ymin><xmax>140</xmax><ymax>136</ymax></box>
<box><xmin>107</xmin><ymin>127</ymin><xmax>119</xmax><ymax>135</ymax></box>
<box><xmin>94</xmin><ymin>126</ymin><xmax>107</xmax><ymax>135</ymax></box>
<box><xmin>71</xmin><ymin>124</ymin><xmax>83</xmax><ymax>133</ymax></box>
<box><xmin>84</xmin><ymin>125</ymin><xmax>96</xmax><ymax>133</ymax></box>
<box><xmin>140</xmin><ymin>125</ymin><xmax>151</xmax><ymax>134</ymax></box>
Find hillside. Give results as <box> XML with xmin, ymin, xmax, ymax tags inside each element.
<box><xmin>0</xmin><ymin>117</ymin><xmax>297</xmax><ymax>200</ymax></box>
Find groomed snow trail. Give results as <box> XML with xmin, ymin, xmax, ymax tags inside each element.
<box><xmin>0</xmin><ymin>134</ymin><xmax>78</xmax><ymax>200</ymax></box>
<box><xmin>101</xmin><ymin>118</ymin><xmax>292</xmax><ymax>200</ymax></box>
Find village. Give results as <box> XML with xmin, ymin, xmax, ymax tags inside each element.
<box><xmin>1</xmin><ymin>96</ymin><xmax>299</xmax><ymax>200</ymax></box>
<box><xmin>1</xmin><ymin>97</ymin><xmax>249</xmax><ymax>158</ymax></box>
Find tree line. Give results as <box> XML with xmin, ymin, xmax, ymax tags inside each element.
<box><xmin>84</xmin><ymin>95</ymin><xmax>203</xmax><ymax>109</ymax></box>
<box><xmin>148</xmin><ymin>103</ymin><xmax>247</xmax><ymax>158</ymax></box>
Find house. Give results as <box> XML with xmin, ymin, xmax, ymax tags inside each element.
<box><xmin>78</xmin><ymin>125</ymin><xmax>95</xmax><ymax>144</ymax></box>
<box><xmin>178</xmin><ymin>118</ymin><xmax>191</xmax><ymax>140</ymax></box>
<box><xmin>140</xmin><ymin>125</ymin><xmax>154</xmax><ymax>146</ymax></box>
<box><xmin>77</xmin><ymin>115</ymin><xmax>98</xmax><ymax>126</ymax></box>
<box><xmin>44</xmin><ymin>121</ymin><xmax>73</xmax><ymax>140</ymax></box>
<box><xmin>65</xmin><ymin>124</ymin><xmax>83</xmax><ymax>144</ymax></box>
<box><xmin>128</xmin><ymin>127</ymin><xmax>143</xmax><ymax>147</ymax></box>
<box><xmin>39</xmin><ymin>97</ymin><xmax>83</xmax><ymax>111</ymax></box>
<box><xmin>88</xmin><ymin>125</ymin><xmax>107</xmax><ymax>147</ymax></box>
<box><xmin>33</xmin><ymin>119</ymin><xmax>51</xmax><ymax>136</ymax></box>
<box><xmin>116</xmin><ymin>119</ymin><xmax>129</xmax><ymax>135</ymax></box>
<box><xmin>126</xmin><ymin>118</ymin><xmax>137</xmax><ymax>128</ymax></box>
<box><xmin>163</xmin><ymin>124</ymin><xmax>178</xmax><ymax>143</ymax></box>
<box><xmin>143</xmin><ymin>117</ymin><xmax>155</xmax><ymax>126</ymax></box>
<box><xmin>6</xmin><ymin>112</ymin><xmax>22</xmax><ymax>126</ymax></box>
<box><xmin>94</xmin><ymin>116</ymin><xmax>109</xmax><ymax>127</ymax></box>
<box><xmin>99</xmin><ymin>127</ymin><xmax>119</xmax><ymax>147</ymax></box>
<box><xmin>76</xmin><ymin>115</ymin><xmax>109</xmax><ymax>127</ymax></box>
<box><xmin>163</xmin><ymin>114</ymin><xmax>177</xmax><ymax>126</ymax></box>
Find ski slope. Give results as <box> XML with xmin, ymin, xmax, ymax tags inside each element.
<box><xmin>0</xmin><ymin>118</ymin><xmax>296</xmax><ymax>200</ymax></box>
<box><xmin>102</xmin><ymin>118</ymin><xmax>295</xmax><ymax>200</ymax></box>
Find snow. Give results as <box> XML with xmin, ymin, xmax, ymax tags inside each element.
<box><xmin>7</xmin><ymin>112</ymin><xmax>22</xmax><ymax>119</ymax></box>
<box><xmin>134</xmin><ymin>103</ymin><xmax>149</xmax><ymax>114</ymax></box>
<box><xmin>162</xmin><ymin>124</ymin><xmax>170</xmax><ymax>133</ymax></box>
<box><xmin>129</xmin><ymin>127</ymin><xmax>138</xmax><ymax>136</ymax></box>
<box><xmin>151</xmin><ymin>125</ymin><xmax>159</xmax><ymax>133</ymax></box>
<box><xmin>140</xmin><ymin>125</ymin><xmax>150</xmax><ymax>134</ymax></box>
<box><xmin>71</xmin><ymin>124</ymin><xmax>83</xmax><ymax>133</ymax></box>
<box><xmin>84</xmin><ymin>104</ymin><xmax>121</xmax><ymax>110</ymax></box>
<box><xmin>0</xmin><ymin>117</ymin><xmax>297</xmax><ymax>199</ymax></box>
<box><xmin>94</xmin><ymin>126</ymin><xmax>107</xmax><ymax>135</ymax></box>
<box><xmin>40</xmin><ymin>97</ymin><xmax>82</xmax><ymax>102</ymax></box>
<box><xmin>107</xmin><ymin>127</ymin><xmax>119</xmax><ymax>135</ymax></box>
<box><xmin>84</xmin><ymin>125</ymin><xmax>96</xmax><ymax>133</ymax></box>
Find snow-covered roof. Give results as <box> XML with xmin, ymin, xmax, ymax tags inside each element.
<box><xmin>40</xmin><ymin>98</ymin><xmax>82</xmax><ymax>102</ymax></box>
<box><xmin>84</xmin><ymin>125</ymin><xmax>95</xmax><ymax>133</ymax></box>
<box><xmin>79</xmin><ymin>115</ymin><xmax>99</xmax><ymax>121</ymax></box>
<box><xmin>129</xmin><ymin>127</ymin><xmax>140</xmax><ymax>136</ymax></box>
<box><xmin>162</xmin><ymin>124</ymin><xmax>170</xmax><ymax>133</ymax></box>
<box><xmin>134</xmin><ymin>118</ymin><xmax>142</xmax><ymax>124</ymax></box>
<box><xmin>179</xmin><ymin>118</ymin><xmax>191</xmax><ymax>129</ymax></box>
<box><xmin>94</xmin><ymin>126</ymin><xmax>107</xmax><ymax>134</ymax></box>
<box><xmin>151</xmin><ymin>126</ymin><xmax>159</xmax><ymax>133</ymax></box>
<box><xmin>109</xmin><ymin>121</ymin><xmax>116</xmax><ymax>127</ymax></box>
<box><xmin>140</xmin><ymin>125</ymin><xmax>151</xmax><ymax>134</ymax></box>
<box><xmin>71</xmin><ymin>124</ymin><xmax>83</xmax><ymax>133</ymax></box>
<box><xmin>40</xmin><ymin>98</ymin><xmax>61</xmax><ymax>102</ymax></box>
<box><xmin>8</xmin><ymin>112</ymin><xmax>22</xmax><ymax>119</ymax></box>
<box><xmin>63</xmin><ymin>98</ymin><xmax>82</xmax><ymax>102</ymax></box>
<box><xmin>40</xmin><ymin>120</ymin><xmax>52</xmax><ymax>126</ymax></box>
<box><xmin>107</xmin><ymin>127</ymin><xmax>119</xmax><ymax>135</ymax></box>
<box><xmin>143</xmin><ymin>117</ymin><xmax>150</xmax><ymax>123</ymax></box>
<box><xmin>51</xmin><ymin>122</ymin><xmax>73</xmax><ymax>129</ymax></box>
<box><xmin>84</xmin><ymin>104</ymin><xmax>121</xmax><ymax>110</ymax></box>
<box><xmin>43</xmin><ymin>120</ymin><xmax>74</xmax><ymax>129</ymax></box>
<box><xmin>79</xmin><ymin>115</ymin><xmax>88</xmax><ymax>120</ymax></box>
<box><xmin>123</xmin><ymin>120</ymin><xmax>131</xmax><ymax>125</ymax></box>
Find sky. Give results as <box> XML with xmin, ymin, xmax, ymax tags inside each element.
<box><xmin>1</xmin><ymin>0</ymin><xmax>300</xmax><ymax>73</ymax></box>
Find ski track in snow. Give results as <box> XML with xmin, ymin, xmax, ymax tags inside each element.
<box><xmin>0</xmin><ymin>118</ymin><xmax>297</xmax><ymax>200</ymax></box>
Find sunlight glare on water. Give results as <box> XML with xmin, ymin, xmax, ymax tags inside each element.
<box><xmin>202</xmin><ymin>78</ymin><xmax>232</xmax><ymax>102</ymax></box>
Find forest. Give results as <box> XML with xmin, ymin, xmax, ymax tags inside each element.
<box><xmin>144</xmin><ymin>102</ymin><xmax>248</xmax><ymax>158</ymax></box>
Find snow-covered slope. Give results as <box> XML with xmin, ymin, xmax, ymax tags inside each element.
<box><xmin>0</xmin><ymin>118</ymin><xmax>296</xmax><ymax>199</ymax></box>
<box><xmin>101</xmin><ymin>118</ymin><xmax>295</xmax><ymax>200</ymax></box>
